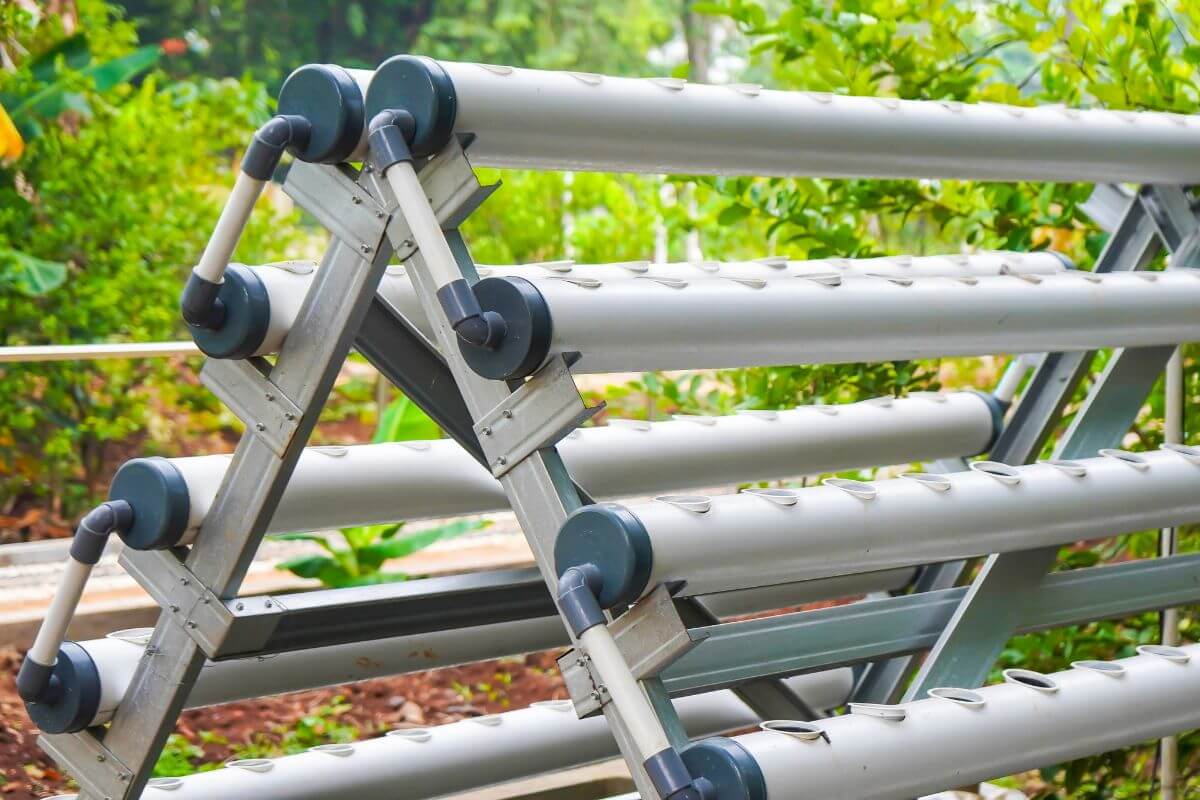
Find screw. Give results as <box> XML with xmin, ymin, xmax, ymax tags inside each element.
<box><xmin>119</xmin><ymin>774</ymin><xmax>129</xmax><ymax>783</ymax></box>
<box><xmin>201</xmin><ymin>597</ymin><xmax>210</xmax><ymax>604</ymax></box>
<box><xmin>351</xmin><ymin>196</ymin><xmax>363</xmax><ymax>204</ymax></box>
<box><xmin>169</xmin><ymin>604</ymin><xmax>180</xmax><ymax>612</ymax></box>
<box><xmin>481</xmin><ymin>426</ymin><xmax>492</xmax><ymax>436</ymax></box>
<box><xmin>376</xmin><ymin>210</ymin><xmax>386</xmax><ymax>219</ymax></box>
<box><xmin>235</xmin><ymin>602</ymin><xmax>245</xmax><ymax>611</ymax></box>
<box><xmin>256</xmin><ymin>422</ymin><xmax>266</xmax><ymax>431</ymax></box>
<box><xmin>495</xmin><ymin>456</ymin><xmax>507</xmax><ymax>466</ymax></box>
<box><xmin>264</xmin><ymin>600</ymin><xmax>273</xmax><ymax>608</ymax></box>
<box><xmin>180</xmin><ymin>577</ymin><xmax>189</xmax><ymax>586</ymax></box>
<box><xmin>187</xmin><ymin>621</ymin><xmax>197</xmax><ymax>629</ymax></box>
<box><xmin>285</xmin><ymin>412</ymin><xmax>296</xmax><ymax>421</ymax></box>
<box><xmin>360</xmin><ymin>243</ymin><xmax>373</xmax><ymax>254</ymax></box>
<box><xmin>265</xmin><ymin>393</ymin><xmax>274</xmax><ymax>401</ymax></box>
<box><xmin>502</xmin><ymin>410</ymin><xmax>513</xmax><ymax>419</ymax></box>
<box><xmin>97</xmin><ymin>754</ymin><xmax>106</xmax><ymax>762</ymax></box>
<box><xmin>402</xmin><ymin>239</ymin><xmax>413</xmax><ymax>248</ymax></box>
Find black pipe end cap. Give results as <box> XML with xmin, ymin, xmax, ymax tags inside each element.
<box><xmin>188</xmin><ymin>264</ymin><xmax>271</xmax><ymax>360</ymax></box>
<box><xmin>109</xmin><ymin>457</ymin><xmax>191</xmax><ymax>550</ymax></box>
<box><xmin>365</xmin><ymin>55</ymin><xmax>457</xmax><ymax>159</ymax></box>
<box><xmin>554</xmin><ymin>503</ymin><xmax>652</xmax><ymax>610</ymax></box>
<box><xmin>681</xmin><ymin>738</ymin><xmax>767</xmax><ymax>800</ymax></box>
<box><xmin>968</xmin><ymin>389</ymin><xmax>1008</xmax><ymax>454</ymax></box>
<box><xmin>24</xmin><ymin>642</ymin><xmax>102</xmax><ymax>734</ymax></box>
<box><xmin>277</xmin><ymin>64</ymin><xmax>364</xmax><ymax>164</ymax></box>
<box><xmin>459</xmin><ymin>277</ymin><xmax>552</xmax><ymax>381</ymax></box>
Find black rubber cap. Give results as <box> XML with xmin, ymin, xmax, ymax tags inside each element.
<box><xmin>365</xmin><ymin>55</ymin><xmax>457</xmax><ymax>158</ymax></box>
<box><xmin>277</xmin><ymin>64</ymin><xmax>365</xmax><ymax>164</ymax></box>
<box><xmin>459</xmin><ymin>276</ymin><xmax>552</xmax><ymax>381</ymax></box>
<box><xmin>24</xmin><ymin>642</ymin><xmax>102</xmax><ymax>734</ymax></box>
<box><xmin>188</xmin><ymin>265</ymin><xmax>271</xmax><ymax>360</ymax></box>
<box><xmin>681</xmin><ymin>738</ymin><xmax>767</xmax><ymax>800</ymax></box>
<box><xmin>109</xmin><ymin>457</ymin><xmax>191</xmax><ymax>550</ymax></box>
<box><xmin>554</xmin><ymin>503</ymin><xmax>653</xmax><ymax>609</ymax></box>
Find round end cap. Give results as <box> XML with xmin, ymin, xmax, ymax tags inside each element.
<box><xmin>277</xmin><ymin>64</ymin><xmax>365</xmax><ymax>164</ymax></box>
<box><xmin>681</xmin><ymin>738</ymin><xmax>767</xmax><ymax>800</ymax></box>
<box><xmin>24</xmin><ymin>642</ymin><xmax>102</xmax><ymax>734</ymax></box>
<box><xmin>188</xmin><ymin>265</ymin><xmax>271</xmax><ymax>360</ymax></box>
<box><xmin>365</xmin><ymin>55</ymin><xmax>457</xmax><ymax>158</ymax></box>
<box><xmin>968</xmin><ymin>390</ymin><xmax>1007</xmax><ymax>453</ymax></box>
<box><xmin>459</xmin><ymin>276</ymin><xmax>552</xmax><ymax>381</ymax></box>
<box><xmin>109</xmin><ymin>457</ymin><xmax>191</xmax><ymax>550</ymax></box>
<box><xmin>554</xmin><ymin>503</ymin><xmax>652</xmax><ymax>609</ymax></box>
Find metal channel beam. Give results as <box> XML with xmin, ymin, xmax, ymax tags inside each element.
<box><xmin>661</xmin><ymin>554</ymin><xmax>1200</xmax><ymax>698</ymax></box>
<box><xmin>901</xmin><ymin>186</ymin><xmax>1180</xmax><ymax>700</ymax></box>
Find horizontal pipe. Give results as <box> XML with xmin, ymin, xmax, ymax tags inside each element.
<box><xmin>715</xmin><ymin>643</ymin><xmax>1200</xmax><ymax>800</ymax></box>
<box><xmin>517</xmin><ymin>270</ymin><xmax>1200</xmax><ymax>374</ymax></box>
<box><xmin>110</xmin><ymin>391</ymin><xmax>996</xmax><ymax>549</ymax></box>
<box><xmin>80</xmin><ymin>668</ymin><xmax>849</xmax><ymax>800</ymax></box>
<box><xmin>358</xmin><ymin>58</ymin><xmax>1200</xmax><ymax>183</ymax></box>
<box><xmin>201</xmin><ymin>252</ymin><xmax>1068</xmax><ymax>360</ymax></box>
<box><xmin>0</xmin><ymin>342</ymin><xmax>201</xmax><ymax>364</ymax></box>
<box><xmin>30</xmin><ymin>570</ymin><xmax>903</xmax><ymax>733</ymax></box>
<box><xmin>555</xmin><ymin>447</ymin><xmax>1200</xmax><ymax>602</ymax></box>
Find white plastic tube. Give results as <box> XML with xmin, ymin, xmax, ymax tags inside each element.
<box><xmin>590</xmin><ymin>447</ymin><xmax>1200</xmax><ymax>599</ymax></box>
<box><xmin>193</xmin><ymin>172</ymin><xmax>266</xmax><ymax>284</ymax></box>
<box><xmin>522</xmin><ymin>270</ymin><xmax>1200</xmax><ymax>374</ymax></box>
<box><xmin>111</xmin><ymin>668</ymin><xmax>849</xmax><ymax>800</ymax></box>
<box><xmin>236</xmin><ymin>253</ymin><xmax>1067</xmax><ymax>358</ymax></box>
<box><xmin>135</xmin><ymin>391</ymin><xmax>994</xmax><ymax>546</ymax></box>
<box><xmin>357</xmin><ymin>60</ymin><xmax>1200</xmax><ymax>183</ymax></box>
<box><xmin>729</xmin><ymin>644</ymin><xmax>1200</xmax><ymax>800</ymax></box>
<box><xmin>28</xmin><ymin>559</ymin><xmax>92</xmax><ymax>666</ymax></box>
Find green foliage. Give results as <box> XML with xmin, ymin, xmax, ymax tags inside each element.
<box><xmin>373</xmin><ymin>396</ymin><xmax>440</xmax><ymax>443</ymax></box>
<box><xmin>152</xmin><ymin>734</ymin><xmax>206</xmax><ymax>778</ymax></box>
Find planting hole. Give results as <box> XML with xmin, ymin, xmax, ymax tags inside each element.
<box><xmin>1137</xmin><ymin>644</ymin><xmax>1191</xmax><ymax>664</ymax></box>
<box><xmin>970</xmin><ymin>461</ymin><xmax>1022</xmax><ymax>485</ymax></box>
<box><xmin>760</xmin><ymin>720</ymin><xmax>825</xmax><ymax>741</ymax></box>
<box><xmin>1002</xmin><ymin>668</ymin><xmax>1059</xmax><ymax>693</ymax></box>
<box><xmin>928</xmin><ymin>687</ymin><xmax>986</xmax><ymax>708</ymax></box>
<box><xmin>1071</xmin><ymin>660</ymin><xmax>1126</xmax><ymax>677</ymax></box>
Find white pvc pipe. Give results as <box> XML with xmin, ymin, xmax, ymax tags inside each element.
<box><xmin>578</xmin><ymin>623</ymin><xmax>671</xmax><ymax>758</ymax></box>
<box><xmin>193</xmin><ymin>172</ymin><xmax>265</xmax><ymax>284</ymax></box>
<box><xmin>383</xmin><ymin>161</ymin><xmax>464</xmax><ymax>289</ymax></box>
<box><xmin>238</xmin><ymin>253</ymin><xmax>1067</xmax><ymax>358</ymax></box>
<box><xmin>525</xmin><ymin>270</ymin><xmax>1200</xmax><ymax>374</ymax></box>
<box><xmin>609</xmin><ymin>447</ymin><xmax>1200</xmax><ymax>598</ymax></box>
<box><xmin>69</xmin><ymin>571</ymin><xmax>884</xmax><ymax>729</ymax></box>
<box><xmin>114</xmin><ymin>668</ymin><xmax>850</xmax><ymax>800</ymax></box>
<box><xmin>357</xmin><ymin>60</ymin><xmax>1200</xmax><ymax>182</ymax></box>
<box><xmin>150</xmin><ymin>391</ymin><xmax>994</xmax><ymax>546</ymax></box>
<box><xmin>730</xmin><ymin>644</ymin><xmax>1200</xmax><ymax>800</ymax></box>
<box><xmin>27</xmin><ymin>558</ymin><xmax>92</xmax><ymax>666</ymax></box>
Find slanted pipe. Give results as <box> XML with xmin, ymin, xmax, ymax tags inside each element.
<box><xmin>187</xmin><ymin>252</ymin><xmax>1069</xmax><ymax>360</ymax></box>
<box><xmin>555</xmin><ymin>447</ymin><xmax>1200</xmax><ymax>604</ymax></box>
<box><xmin>105</xmin><ymin>392</ymin><xmax>997</xmax><ymax>550</ymax></box>
<box><xmin>359</xmin><ymin>57</ymin><xmax>1200</xmax><ymax>183</ymax></box>
<box><xmin>688</xmin><ymin>644</ymin><xmax>1200</xmax><ymax>800</ymax></box>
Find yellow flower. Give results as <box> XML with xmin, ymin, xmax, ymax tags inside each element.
<box><xmin>0</xmin><ymin>102</ymin><xmax>25</xmax><ymax>162</ymax></box>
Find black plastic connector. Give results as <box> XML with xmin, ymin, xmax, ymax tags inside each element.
<box><xmin>16</xmin><ymin>659</ymin><xmax>57</xmax><ymax>704</ymax></box>
<box><xmin>645</xmin><ymin>748</ymin><xmax>716</xmax><ymax>800</ymax></box>
<box><xmin>180</xmin><ymin>271</ymin><xmax>226</xmax><ymax>330</ymax></box>
<box><xmin>556</xmin><ymin>564</ymin><xmax>606</xmax><ymax>637</ymax></box>
<box><xmin>69</xmin><ymin>500</ymin><xmax>133</xmax><ymax>565</ymax></box>
<box><xmin>368</xmin><ymin>109</ymin><xmax>418</xmax><ymax>172</ymax></box>
<box><xmin>437</xmin><ymin>279</ymin><xmax>508</xmax><ymax>349</ymax></box>
<box><xmin>971</xmin><ymin>390</ymin><xmax>1009</xmax><ymax>455</ymax></box>
<box><xmin>241</xmin><ymin>114</ymin><xmax>313</xmax><ymax>181</ymax></box>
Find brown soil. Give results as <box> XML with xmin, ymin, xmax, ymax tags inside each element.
<box><xmin>0</xmin><ymin>645</ymin><xmax>567</xmax><ymax>799</ymax></box>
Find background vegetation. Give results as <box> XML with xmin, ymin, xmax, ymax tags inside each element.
<box><xmin>2</xmin><ymin>0</ymin><xmax>1198</xmax><ymax>795</ymax></box>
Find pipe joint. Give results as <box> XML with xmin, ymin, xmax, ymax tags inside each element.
<box><xmin>70</xmin><ymin>500</ymin><xmax>134</xmax><ymax>566</ymax></box>
<box><xmin>556</xmin><ymin>564</ymin><xmax>606</xmax><ymax>637</ymax></box>
<box><xmin>181</xmin><ymin>271</ymin><xmax>227</xmax><ymax>330</ymax></box>
<box><xmin>645</xmin><ymin>748</ymin><xmax>717</xmax><ymax>800</ymax></box>
<box><xmin>436</xmin><ymin>279</ymin><xmax>508</xmax><ymax>349</ymax></box>
<box><xmin>241</xmin><ymin>114</ymin><xmax>313</xmax><ymax>180</ymax></box>
<box><xmin>368</xmin><ymin>109</ymin><xmax>418</xmax><ymax>172</ymax></box>
<box><xmin>16</xmin><ymin>659</ymin><xmax>60</xmax><ymax>704</ymax></box>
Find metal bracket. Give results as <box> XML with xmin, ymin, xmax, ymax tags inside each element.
<box><xmin>283</xmin><ymin>162</ymin><xmax>391</xmax><ymax>256</ymax></box>
<box><xmin>200</xmin><ymin>357</ymin><xmax>302</xmax><ymax>457</ymax></box>
<box><xmin>370</xmin><ymin>138</ymin><xmax>499</xmax><ymax>261</ymax></box>
<box><xmin>40</xmin><ymin>730</ymin><xmax>133</xmax><ymax>800</ymax></box>
<box><xmin>475</xmin><ymin>354</ymin><xmax>604</xmax><ymax>477</ymax></box>
<box><xmin>119</xmin><ymin>549</ymin><xmax>282</xmax><ymax>657</ymax></box>
<box><xmin>558</xmin><ymin>585</ymin><xmax>706</xmax><ymax>717</ymax></box>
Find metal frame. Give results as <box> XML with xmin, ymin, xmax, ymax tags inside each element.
<box><xmin>38</xmin><ymin>87</ymin><xmax>1199</xmax><ymax>799</ymax></box>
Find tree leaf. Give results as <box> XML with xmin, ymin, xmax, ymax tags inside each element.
<box><xmin>0</xmin><ymin>248</ymin><xmax>68</xmax><ymax>295</ymax></box>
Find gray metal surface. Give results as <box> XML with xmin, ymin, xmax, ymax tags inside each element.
<box><xmin>661</xmin><ymin>553</ymin><xmax>1200</xmax><ymax>697</ymax></box>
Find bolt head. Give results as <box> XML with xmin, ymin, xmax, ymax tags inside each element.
<box><xmin>481</xmin><ymin>426</ymin><xmax>492</xmax><ymax>436</ymax></box>
<box><xmin>256</xmin><ymin>422</ymin><xmax>266</xmax><ymax>431</ymax></box>
<box><xmin>360</xmin><ymin>243</ymin><xmax>373</xmax><ymax>253</ymax></box>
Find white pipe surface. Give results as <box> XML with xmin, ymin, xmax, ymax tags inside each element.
<box><xmin>239</xmin><ymin>253</ymin><xmax>1066</xmax><ymax>358</ymax></box>
<box><xmin>608</xmin><ymin>447</ymin><xmax>1200</xmax><ymax>598</ymax></box>
<box><xmin>528</xmin><ymin>270</ymin><xmax>1200</xmax><ymax>374</ymax></box>
<box><xmin>120</xmin><ymin>667</ymin><xmax>850</xmax><ymax>800</ymax></box>
<box><xmin>193</xmin><ymin>172</ymin><xmax>265</xmax><ymax>284</ymax></box>
<box><xmin>383</xmin><ymin>161</ymin><xmax>464</xmax><ymax>289</ymax></box>
<box><xmin>27</xmin><ymin>558</ymin><xmax>92</xmax><ymax>666</ymax></box>
<box><xmin>730</xmin><ymin>644</ymin><xmax>1200</xmax><ymax>800</ymax></box>
<box><xmin>149</xmin><ymin>391</ymin><xmax>994</xmax><ymax>546</ymax></box>
<box><xmin>70</xmin><ymin>574</ymin><xmax>882</xmax><ymax>728</ymax></box>
<box><xmin>358</xmin><ymin>60</ymin><xmax>1200</xmax><ymax>183</ymax></box>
